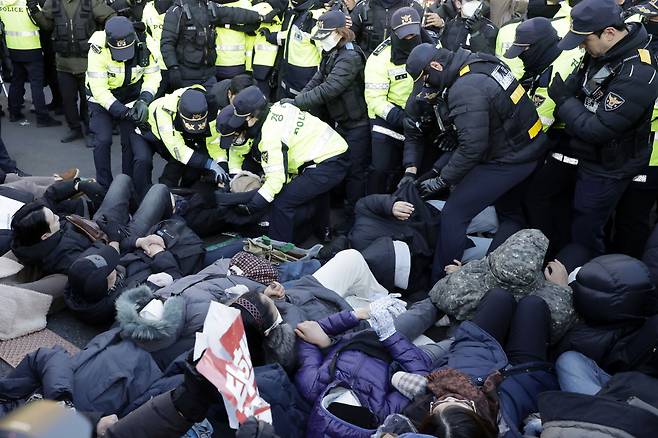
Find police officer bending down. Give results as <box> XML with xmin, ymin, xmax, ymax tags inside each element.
<box><xmin>406</xmin><ymin>43</ymin><xmax>547</xmax><ymax>284</ymax></box>
<box><xmin>217</xmin><ymin>86</ymin><xmax>349</xmax><ymax>243</ymax></box>
<box><xmin>130</xmin><ymin>87</ymin><xmax>231</xmax><ymax>199</ymax></box>
<box><xmin>548</xmin><ymin>0</ymin><xmax>658</xmax><ymax>256</ymax></box>
<box><xmin>86</xmin><ymin>16</ymin><xmax>161</xmax><ymax>189</ymax></box>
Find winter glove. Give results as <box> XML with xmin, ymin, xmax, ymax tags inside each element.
<box><xmin>435</xmin><ymin>129</ymin><xmax>459</xmax><ymax>152</ymax></box>
<box><xmin>205</xmin><ymin>159</ymin><xmax>230</xmax><ymax>185</ymax></box>
<box><xmin>417</xmin><ymin>175</ymin><xmax>449</xmax><ymax>199</ymax></box>
<box><xmin>279</xmin><ymin>97</ymin><xmax>295</xmax><ymax>105</ymax></box>
<box><xmin>168</xmin><ymin>66</ymin><xmax>183</xmax><ymax>90</ymax></box>
<box><xmin>369</xmin><ymin>294</ymin><xmax>407</xmax><ymax>341</ymax></box>
<box><xmin>385</xmin><ymin>106</ymin><xmax>405</xmax><ymax>131</ymax></box>
<box><xmin>130</xmin><ymin>99</ymin><xmax>149</xmax><ymax>124</ymax></box>
<box><xmin>548</xmin><ymin>73</ymin><xmax>578</xmax><ymax>107</ymax></box>
<box><xmin>233</xmin><ymin>203</ymin><xmax>252</xmax><ymax>216</ymax></box>
<box><xmin>397</xmin><ymin>172</ymin><xmax>416</xmax><ymax>189</ymax></box>
<box><xmin>26</xmin><ymin>0</ymin><xmax>39</xmax><ymax>13</ymax></box>
<box><xmin>259</xmin><ymin>28</ymin><xmax>280</xmax><ymax>45</ymax></box>
<box><xmin>171</xmin><ymin>353</ymin><xmax>217</xmax><ymax>423</ymax></box>
<box><xmin>465</xmin><ymin>14</ymin><xmax>484</xmax><ymax>32</ymax></box>
<box><xmin>237</xmin><ymin>417</ymin><xmax>280</xmax><ymax>438</ymax></box>
<box><xmin>260</xmin><ymin>9</ymin><xmax>278</xmax><ymax>22</ymax></box>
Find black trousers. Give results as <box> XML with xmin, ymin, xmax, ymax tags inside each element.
<box><xmin>337</xmin><ymin>124</ymin><xmax>371</xmax><ymax>215</ymax></box>
<box><xmin>8</xmin><ymin>54</ymin><xmax>48</xmax><ymax>119</ymax></box>
<box><xmin>88</xmin><ymin>102</ymin><xmax>134</xmax><ymax>188</ymax></box>
<box><xmin>58</xmin><ymin>71</ymin><xmax>88</xmax><ymax>131</ymax></box>
<box><xmin>610</xmin><ymin>183</ymin><xmax>658</xmax><ymax>259</ymax></box>
<box><xmin>0</xmin><ymin>121</ymin><xmax>17</xmax><ymax>172</ymax></box>
<box><xmin>472</xmin><ymin>288</ymin><xmax>550</xmax><ymax>365</ymax></box>
<box><xmin>367</xmin><ymin>117</ymin><xmax>404</xmax><ymax>194</ymax></box>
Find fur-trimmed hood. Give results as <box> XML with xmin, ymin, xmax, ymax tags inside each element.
<box><xmin>116</xmin><ymin>286</ymin><xmax>185</xmax><ymax>352</ymax></box>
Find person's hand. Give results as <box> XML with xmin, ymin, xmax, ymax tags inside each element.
<box><xmin>436</xmin><ymin>130</ymin><xmax>459</xmax><ymax>152</ymax></box>
<box><xmin>295</xmin><ymin>320</ymin><xmax>332</xmax><ymax>348</ymax></box>
<box><xmin>465</xmin><ymin>13</ymin><xmax>484</xmax><ymax>32</ymax></box>
<box><xmin>171</xmin><ymin>353</ymin><xmax>217</xmax><ymax>422</ymax></box>
<box><xmin>144</xmin><ymin>243</ymin><xmax>165</xmax><ymax>257</ymax></box>
<box><xmin>369</xmin><ymin>294</ymin><xmax>407</xmax><ymax>341</ymax></box>
<box><xmin>131</xmin><ymin>99</ymin><xmax>149</xmax><ymax>124</ymax></box>
<box><xmin>168</xmin><ymin>66</ymin><xmax>183</xmax><ymax>90</ymax></box>
<box><xmin>233</xmin><ymin>203</ymin><xmax>252</xmax><ymax>216</ymax></box>
<box><xmin>548</xmin><ymin>73</ymin><xmax>578</xmax><ymax>107</ymax></box>
<box><xmin>353</xmin><ymin>307</ymin><xmax>370</xmax><ymax>320</ymax></box>
<box><xmin>397</xmin><ymin>172</ymin><xmax>417</xmax><ymax>189</ymax></box>
<box><xmin>264</xmin><ymin>281</ymin><xmax>285</xmax><ymax>299</ymax></box>
<box><xmin>423</xmin><ymin>12</ymin><xmax>444</xmax><ymax>28</ymax></box>
<box><xmin>417</xmin><ymin>175</ymin><xmax>449</xmax><ymax>199</ymax></box>
<box><xmin>260</xmin><ymin>9</ymin><xmax>278</xmax><ymax>22</ymax></box>
<box><xmin>26</xmin><ymin>0</ymin><xmax>39</xmax><ymax>13</ymax></box>
<box><xmin>259</xmin><ymin>28</ymin><xmax>272</xmax><ymax>38</ymax></box>
<box><xmin>279</xmin><ymin>97</ymin><xmax>295</xmax><ymax>105</ymax></box>
<box><xmin>96</xmin><ymin>414</ymin><xmax>119</xmax><ymax>437</ymax></box>
<box><xmin>136</xmin><ymin>234</ymin><xmax>165</xmax><ymax>251</ymax></box>
<box><xmin>444</xmin><ymin>259</ymin><xmax>462</xmax><ymax>275</ymax></box>
<box><xmin>392</xmin><ymin>201</ymin><xmax>414</xmax><ymax>221</ymax></box>
<box><xmin>205</xmin><ymin>159</ymin><xmax>230</xmax><ymax>185</ymax></box>
<box><xmin>544</xmin><ymin>259</ymin><xmax>569</xmax><ymax>287</ymax></box>
<box><xmin>147</xmin><ymin>272</ymin><xmax>174</xmax><ymax>287</ymax></box>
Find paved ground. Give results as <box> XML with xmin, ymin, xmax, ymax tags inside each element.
<box><xmin>1</xmin><ymin>90</ymin><xmax>166</xmax><ymax>376</ymax></box>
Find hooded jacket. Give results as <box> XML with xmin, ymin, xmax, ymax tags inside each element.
<box><xmin>296</xmin><ymin>310</ymin><xmax>432</xmax><ymax>438</ymax></box>
<box><xmin>429</xmin><ymin>229</ymin><xmax>575</xmax><ymax>342</ymax></box>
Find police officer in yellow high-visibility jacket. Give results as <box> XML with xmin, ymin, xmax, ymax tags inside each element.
<box><xmin>364</xmin><ymin>7</ymin><xmax>425</xmax><ymax>194</ymax></box>
<box><xmin>214</xmin><ymin>0</ymin><xmax>251</xmax><ymax>80</ymax></box>
<box><xmin>86</xmin><ymin>16</ymin><xmax>161</xmax><ymax>189</ymax></box>
<box><xmin>218</xmin><ymin>86</ymin><xmax>349</xmax><ymax>243</ymax></box>
<box><xmin>251</xmin><ymin>0</ymin><xmax>282</xmax><ymax>98</ymax></box>
<box><xmin>1</xmin><ymin>0</ymin><xmax>61</xmax><ymax>126</ymax></box>
<box><xmin>142</xmin><ymin>0</ymin><xmax>171</xmax><ymax>96</ymax></box>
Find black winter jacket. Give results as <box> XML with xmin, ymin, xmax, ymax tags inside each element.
<box><xmin>557</xmin><ymin>23</ymin><xmax>658</xmax><ymax>179</ymax></box>
<box><xmin>440</xmin><ymin>49</ymin><xmax>547</xmax><ymax>185</ymax></box>
<box><xmin>440</xmin><ymin>16</ymin><xmax>498</xmax><ymax>54</ymax></box>
<box><xmin>296</xmin><ymin>42</ymin><xmax>369</xmax><ymax>129</ymax></box>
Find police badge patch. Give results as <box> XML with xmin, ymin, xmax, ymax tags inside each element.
<box><xmin>261</xmin><ymin>151</ymin><xmax>268</xmax><ymax>163</ymax></box>
<box><xmin>604</xmin><ymin>92</ymin><xmax>625</xmax><ymax>111</ymax></box>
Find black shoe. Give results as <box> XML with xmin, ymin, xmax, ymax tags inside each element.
<box><xmin>47</xmin><ymin>103</ymin><xmax>64</xmax><ymax>115</ymax></box>
<box><xmin>9</xmin><ymin>112</ymin><xmax>25</xmax><ymax>122</ymax></box>
<box><xmin>314</xmin><ymin>226</ymin><xmax>333</xmax><ymax>244</ymax></box>
<box><xmin>37</xmin><ymin>116</ymin><xmax>63</xmax><ymax>127</ymax></box>
<box><xmin>60</xmin><ymin>129</ymin><xmax>83</xmax><ymax>143</ymax></box>
<box><xmin>85</xmin><ymin>136</ymin><xmax>94</xmax><ymax>148</ymax></box>
<box><xmin>13</xmin><ymin>168</ymin><xmax>31</xmax><ymax>177</ymax></box>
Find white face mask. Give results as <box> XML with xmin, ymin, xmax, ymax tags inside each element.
<box><xmin>319</xmin><ymin>31</ymin><xmax>342</xmax><ymax>52</ymax></box>
<box><xmin>460</xmin><ymin>0</ymin><xmax>482</xmax><ymax>18</ymax></box>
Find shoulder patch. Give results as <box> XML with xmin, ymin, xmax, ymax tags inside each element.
<box><xmin>372</xmin><ymin>38</ymin><xmax>391</xmax><ymax>56</ymax></box>
<box><xmin>261</xmin><ymin>150</ymin><xmax>268</xmax><ymax>163</ymax></box>
<box><xmin>90</xmin><ymin>44</ymin><xmax>102</xmax><ymax>54</ymax></box>
<box><xmin>639</xmin><ymin>48</ymin><xmax>652</xmax><ymax>65</ymax></box>
<box><xmin>604</xmin><ymin>92</ymin><xmax>625</xmax><ymax>111</ymax></box>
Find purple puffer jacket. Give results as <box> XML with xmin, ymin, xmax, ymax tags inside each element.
<box><xmin>295</xmin><ymin>310</ymin><xmax>432</xmax><ymax>438</ymax></box>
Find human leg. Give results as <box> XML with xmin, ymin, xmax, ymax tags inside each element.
<box><xmin>119</xmin><ymin>119</ymin><xmax>135</xmax><ymax>178</ymax></box>
<box><xmin>92</xmin><ymin>173</ymin><xmax>134</xmax><ymax>225</ymax></box>
<box><xmin>130</xmin><ymin>131</ymin><xmax>157</xmax><ymax>199</ymax></box>
<box><xmin>8</xmin><ymin>59</ymin><xmax>27</xmax><ymax>118</ymax></box>
<box><xmin>0</xmin><ymin>124</ymin><xmax>17</xmax><ymax>172</ymax></box>
<box><xmin>555</xmin><ymin>351</ymin><xmax>611</xmax><ymax>395</ymax></box>
<box><xmin>126</xmin><ymin>183</ymin><xmax>173</xmax><ymax>239</ymax></box>
<box><xmin>89</xmin><ymin>102</ymin><xmax>115</xmax><ymax>188</ymax></box>
<box><xmin>367</xmin><ymin>118</ymin><xmax>403</xmax><ymax>195</ymax></box>
<box><xmin>25</xmin><ymin>57</ymin><xmax>51</xmax><ymax>122</ymax></box>
<box><xmin>58</xmin><ymin>71</ymin><xmax>84</xmax><ymax>133</ymax></box>
<box><xmin>505</xmin><ymin>295</ymin><xmax>550</xmax><ymax>365</ymax></box>
<box><xmin>470</xmin><ymin>287</ymin><xmax>517</xmax><ymax>345</ymax></box>
<box><xmin>393</xmin><ymin>298</ymin><xmax>441</xmax><ymax>341</ymax></box>
<box><xmin>312</xmin><ymin>249</ymin><xmax>389</xmax><ymax>300</ymax></box>
<box><xmin>611</xmin><ymin>184</ymin><xmax>657</xmax><ymax>258</ymax></box>
<box><xmin>341</xmin><ymin>124</ymin><xmax>371</xmax><ymax>215</ymax></box>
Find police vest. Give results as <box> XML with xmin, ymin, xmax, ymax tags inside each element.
<box><xmin>175</xmin><ymin>0</ymin><xmax>216</xmax><ymax>69</ymax></box>
<box><xmin>364</xmin><ymin>39</ymin><xmax>413</xmax><ymax>121</ymax></box>
<box><xmin>256</xmin><ymin>102</ymin><xmax>348</xmax><ymax>201</ymax></box>
<box><xmin>86</xmin><ymin>30</ymin><xmax>160</xmax><ymax>108</ymax></box>
<box><xmin>215</xmin><ymin>0</ymin><xmax>249</xmax><ymax>67</ymax></box>
<box><xmin>494</xmin><ymin>20</ymin><xmax>525</xmax><ymax>79</ymax></box>
<box><xmin>281</xmin><ymin>8</ymin><xmax>322</xmax><ymax>69</ymax></box>
<box><xmin>457</xmin><ymin>58</ymin><xmax>543</xmax><ymax>151</ymax></box>
<box><xmin>252</xmin><ymin>20</ymin><xmax>280</xmax><ymax>67</ymax></box>
<box><xmin>50</xmin><ymin>0</ymin><xmax>95</xmax><ymax>57</ymax></box>
<box><xmin>142</xmin><ymin>1</ymin><xmax>166</xmax><ymax>69</ymax></box>
<box><xmin>0</xmin><ymin>0</ymin><xmax>41</xmax><ymax>50</ymax></box>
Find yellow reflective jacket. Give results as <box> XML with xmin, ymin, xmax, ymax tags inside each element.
<box><xmin>364</xmin><ymin>39</ymin><xmax>413</xmax><ymax>120</ymax></box>
<box><xmin>142</xmin><ymin>1</ymin><xmax>166</xmax><ymax>70</ymax></box>
<box><xmin>0</xmin><ymin>0</ymin><xmax>41</xmax><ymax>50</ymax></box>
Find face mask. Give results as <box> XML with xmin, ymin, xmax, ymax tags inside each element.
<box><xmin>460</xmin><ymin>0</ymin><xmax>482</xmax><ymax>18</ymax></box>
<box><xmin>426</xmin><ymin>66</ymin><xmax>448</xmax><ymax>91</ymax></box>
<box><xmin>319</xmin><ymin>31</ymin><xmax>342</xmax><ymax>52</ymax></box>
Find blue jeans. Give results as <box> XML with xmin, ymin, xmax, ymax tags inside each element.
<box><xmin>556</xmin><ymin>351</ymin><xmax>611</xmax><ymax>395</ymax></box>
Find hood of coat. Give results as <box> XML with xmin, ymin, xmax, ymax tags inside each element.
<box><xmin>264</xmin><ymin>323</ymin><xmax>297</xmax><ymax>373</ymax></box>
<box><xmin>116</xmin><ymin>286</ymin><xmax>185</xmax><ymax>351</ymax></box>
<box><xmin>487</xmin><ymin>229</ymin><xmax>547</xmax><ymax>288</ymax></box>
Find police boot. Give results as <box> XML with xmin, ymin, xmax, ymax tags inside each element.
<box><xmin>61</xmin><ymin>128</ymin><xmax>84</xmax><ymax>143</ymax></box>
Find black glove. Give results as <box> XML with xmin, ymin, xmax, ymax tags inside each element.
<box><xmin>259</xmin><ymin>28</ymin><xmax>278</xmax><ymax>45</ymax></box>
<box><xmin>26</xmin><ymin>0</ymin><xmax>39</xmax><ymax>13</ymax></box>
<box><xmin>385</xmin><ymin>106</ymin><xmax>405</xmax><ymax>131</ymax></box>
<box><xmin>130</xmin><ymin>99</ymin><xmax>149</xmax><ymax>124</ymax></box>
<box><xmin>465</xmin><ymin>14</ymin><xmax>484</xmax><ymax>32</ymax></box>
<box><xmin>397</xmin><ymin>172</ymin><xmax>416</xmax><ymax>189</ymax></box>
<box><xmin>548</xmin><ymin>73</ymin><xmax>577</xmax><ymax>107</ymax></box>
<box><xmin>168</xmin><ymin>66</ymin><xmax>183</xmax><ymax>90</ymax></box>
<box><xmin>261</xmin><ymin>9</ymin><xmax>278</xmax><ymax>22</ymax></box>
<box><xmin>435</xmin><ymin>129</ymin><xmax>459</xmax><ymax>152</ymax></box>
<box><xmin>279</xmin><ymin>97</ymin><xmax>295</xmax><ymax>105</ymax></box>
<box><xmin>234</xmin><ymin>203</ymin><xmax>252</xmax><ymax>216</ymax></box>
<box><xmin>171</xmin><ymin>354</ymin><xmax>217</xmax><ymax>423</ymax></box>
<box><xmin>417</xmin><ymin>175</ymin><xmax>449</xmax><ymax>199</ymax></box>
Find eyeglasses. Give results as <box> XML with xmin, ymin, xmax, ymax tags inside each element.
<box><xmin>430</xmin><ymin>396</ymin><xmax>477</xmax><ymax>414</ymax></box>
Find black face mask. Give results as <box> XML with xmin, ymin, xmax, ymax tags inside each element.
<box><xmin>425</xmin><ymin>67</ymin><xmax>449</xmax><ymax>91</ymax></box>
<box><xmin>391</xmin><ymin>34</ymin><xmax>421</xmax><ymax>65</ymax></box>
<box><xmin>518</xmin><ymin>36</ymin><xmax>561</xmax><ymax>75</ymax></box>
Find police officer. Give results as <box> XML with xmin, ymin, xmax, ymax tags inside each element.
<box><xmin>406</xmin><ymin>43</ymin><xmax>547</xmax><ymax>283</ymax></box>
<box><xmin>218</xmin><ymin>86</ymin><xmax>349</xmax><ymax>243</ymax></box>
<box><xmin>250</xmin><ymin>0</ymin><xmax>284</xmax><ymax>98</ymax></box>
<box><xmin>1</xmin><ymin>0</ymin><xmax>61</xmax><ymax>126</ymax></box>
<box><xmin>439</xmin><ymin>0</ymin><xmax>498</xmax><ymax>54</ymax></box>
<box><xmin>160</xmin><ymin>0</ymin><xmax>267</xmax><ymax>91</ymax></box>
<box><xmin>286</xmin><ymin>10</ymin><xmax>369</xmax><ymax>230</ymax></box>
<box><xmin>29</xmin><ymin>0</ymin><xmax>115</xmax><ymax>143</ymax></box>
<box><xmin>548</xmin><ymin>0</ymin><xmax>658</xmax><ymax>256</ymax></box>
<box><xmin>364</xmin><ymin>7</ymin><xmax>428</xmax><ymax>194</ymax></box>
<box><xmin>213</xmin><ymin>0</ymin><xmax>251</xmax><ymax>81</ymax></box>
<box><xmin>503</xmin><ymin>18</ymin><xmax>583</xmax><ymax>255</ymax></box>
<box><xmin>129</xmin><ymin>87</ymin><xmax>231</xmax><ymax>198</ymax></box>
<box><xmin>86</xmin><ymin>16</ymin><xmax>161</xmax><ymax>189</ymax></box>
<box><xmin>142</xmin><ymin>0</ymin><xmax>172</xmax><ymax>96</ymax></box>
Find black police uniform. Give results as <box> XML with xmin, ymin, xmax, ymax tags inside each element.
<box><xmin>552</xmin><ymin>22</ymin><xmax>658</xmax><ymax>256</ymax></box>
<box><xmin>407</xmin><ymin>46</ymin><xmax>547</xmax><ymax>284</ymax></box>
<box><xmin>350</xmin><ymin>0</ymin><xmax>424</xmax><ymax>57</ymax></box>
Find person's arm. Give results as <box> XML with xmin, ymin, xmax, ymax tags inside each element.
<box><xmin>439</xmin><ymin>79</ymin><xmax>491</xmax><ymax>185</ymax></box>
<box><xmin>213</xmin><ymin>4</ymin><xmax>263</xmax><ymax>26</ymax></box>
<box><xmin>354</xmin><ymin>193</ymin><xmax>397</xmax><ymax>218</ymax></box>
<box><xmin>317</xmin><ymin>309</ymin><xmax>362</xmax><ymax>336</ymax></box>
<box><xmin>86</xmin><ymin>34</ymin><xmax>129</xmax><ymax>119</ymax></box>
<box><xmin>139</xmin><ymin>53</ymin><xmax>161</xmax><ymax>104</ymax></box>
<box><xmin>402</xmin><ymin>87</ymin><xmax>428</xmax><ymax>172</ymax></box>
<box><xmin>349</xmin><ymin>1</ymin><xmax>364</xmax><ymax>40</ymax></box>
<box><xmin>558</xmin><ymin>64</ymin><xmax>658</xmax><ymax>145</ymax></box>
<box><xmin>92</xmin><ymin>0</ymin><xmax>117</xmax><ymax>25</ymax></box>
<box><xmin>29</xmin><ymin>0</ymin><xmax>53</xmax><ymax>31</ymax></box>
<box><xmin>364</xmin><ymin>50</ymin><xmax>398</xmax><ymax>121</ymax></box>
<box><xmin>254</xmin><ymin>116</ymin><xmax>287</xmax><ymax>204</ymax></box>
<box><xmin>150</xmin><ymin>251</ymin><xmax>183</xmax><ymax>280</ymax></box>
<box><xmin>295</xmin><ymin>51</ymin><xmax>363</xmax><ymax>111</ymax></box>
<box><xmin>160</xmin><ymin>6</ymin><xmax>182</xmax><ymax>69</ymax></box>
<box><xmin>294</xmin><ymin>337</ymin><xmax>331</xmax><ymax>402</ymax></box>
<box><xmin>296</xmin><ymin>70</ymin><xmax>324</xmax><ymax>108</ymax></box>
<box><xmin>154</xmin><ymin>107</ymin><xmax>208</xmax><ymax>167</ymax></box>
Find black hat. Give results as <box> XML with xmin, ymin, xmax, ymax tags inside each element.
<box><xmin>505</xmin><ymin>17</ymin><xmax>558</xmax><ymax>59</ymax></box>
<box><xmin>229</xmin><ymin>86</ymin><xmax>268</xmax><ymax>130</ymax></box>
<box><xmin>391</xmin><ymin>7</ymin><xmax>421</xmax><ymax>39</ymax></box>
<box><xmin>216</xmin><ymin>105</ymin><xmax>239</xmax><ymax>149</ymax></box>
<box><xmin>559</xmin><ymin>0</ymin><xmax>624</xmax><ymax>51</ymax></box>
<box><xmin>178</xmin><ymin>89</ymin><xmax>208</xmax><ymax>134</ymax></box>
<box><xmin>312</xmin><ymin>10</ymin><xmax>346</xmax><ymax>40</ymax></box>
<box><xmin>68</xmin><ymin>245</ymin><xmax>121</xmax><ymax>303</ymax></box>
<box><xmin>105</xmin><ymin>16</ymin><xmax>136</xmax><ymax>61</ymax></box>
<box><xmin>405</xmin><ymin>43</ymin><xmax>441</xmax><ymax>81</ymax></box>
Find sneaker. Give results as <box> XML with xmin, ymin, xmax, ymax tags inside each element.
<box><xmin>9</xmin><ymin>112</ymin><xmax>25</xmax><ymax>122</ymax></box>
<box><xmin>37</xmin><ymin>116</ymin><xmax>63</xmax><ymax>127</ymax></box>
<box><xmin>53</xmin><ymin>168</ymin><xmax>80</xmax><ymax>181</ymax></box>
<box><xmin>60</xmin><ymin>129</ymin><xmax>83</xmax><ymax>143</ymax></box>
